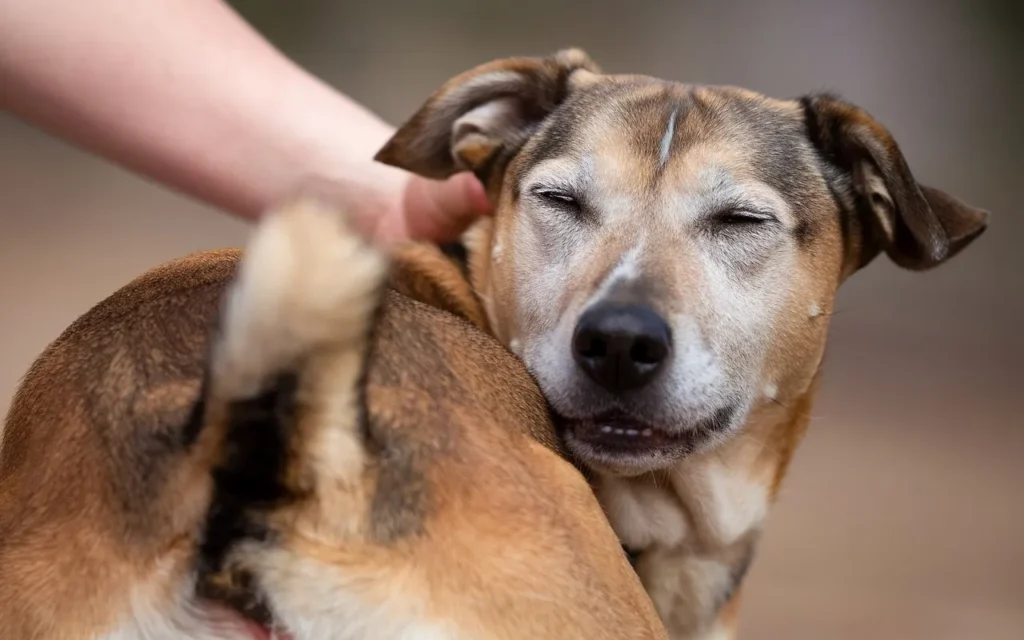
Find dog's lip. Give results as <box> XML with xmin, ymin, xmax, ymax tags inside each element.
<box><xmin>555</xmin><ymin>406</ymin><xmax>739</xmax><ymax>471</ymax></box>
<box><xmin>556</xmin><ymin>412</ymin><xmax>700</xmax><ymax>463</ymax></box>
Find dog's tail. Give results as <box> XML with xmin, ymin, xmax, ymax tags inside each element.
<box><xmin>192</xmin><ymin>194</ymin><xmax>388</xmax><ymax>538</ymax></box>
<box><xmin>212</xmin><ymin>195</ymin><xmax>387</xmax><ymax>406</ymax></box>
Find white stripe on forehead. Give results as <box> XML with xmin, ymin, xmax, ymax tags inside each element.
<box><xmin>659</xmin><ymin>108</ymin><xmax>679</xmax><ymax>169</ymax></box>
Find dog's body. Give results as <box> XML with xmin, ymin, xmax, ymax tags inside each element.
<box><xmin>1</xmin><ymin>48</ymin><xmax>988</xmax><ymax>640</ymax></box>
<box><xmin>374</xmin><ymin>49</ymin><xmax>989</xmax><ymax>638</ymax></box>
<box><xmin>0</xmin><ymin>200</ymin><xmax>666</xmax><ymax>639</ymax></box>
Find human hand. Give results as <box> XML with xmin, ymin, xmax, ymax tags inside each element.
<box><xmin>388</xmin><ymin>171</ymin><xmax>493</xmax><ymax>242</ymax></box>
<box><xmin>305</xmin><ymin>168</ymin><xmax>493</xmax><ymax>245</ymax></box>
<box><xmin>0</xmin><ymin>0</ymin><xmax>494</xmax><ymax>242</ymax></box>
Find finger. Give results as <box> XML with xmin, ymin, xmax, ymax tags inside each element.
<box><xmin>401</xmin><ymin>172</ymin><xmax>492</xmax><ymax>241</ymax></box>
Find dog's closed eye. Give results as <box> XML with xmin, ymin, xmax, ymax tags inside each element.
<box><xmin>712</xmin><ymin>208</ymin><xmax>778</xmax><ymax>226</ymax></box>
<box><xmin>531</xmin><ymin>185</ymin><xmax>583</xmax><ymax>216</ymax></box>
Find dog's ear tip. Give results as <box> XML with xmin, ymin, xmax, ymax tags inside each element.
<box><xmin>372</xmin><ymin>143</ymin><xmax>396</xmax><ymax>167</ymax></box>
<box><xmin>951</xmin><ymin>210</ymin><xmax>990</xmax><ymax>247</ymax></box>
<box><xmin>970</xmin><ymin>205</ymin><xmax>991</xmax><ymax>223</ymax></box>
<box><xmin>373</xmin><ymin>136</ymin><xmax>424</xmax><ymax>174</ymax></box>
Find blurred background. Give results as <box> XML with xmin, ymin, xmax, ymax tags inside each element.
<box><xmin>1</xmin><ymin>0</ymin><xmax>1021</xmax><ymax>637</ymax></box>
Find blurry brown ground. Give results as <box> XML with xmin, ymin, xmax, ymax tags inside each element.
<box><xmin>1</xmin><ymin>1</ymin><xmax>1021</xmax><ymax>637</ymax></box>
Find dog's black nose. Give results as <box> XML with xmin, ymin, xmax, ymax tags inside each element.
<box><xmin>572</xmin><ymin>304</ymin><xmax>672</xmax><ymax>393</ymax></box>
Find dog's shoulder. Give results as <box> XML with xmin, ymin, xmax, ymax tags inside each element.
<box><xmin>387</xmin><ymin>241</ymin><xmax>490</xmax><ymax>332</ymax></box>
<box><xmin>371</xmin><ymin>288</ymin><xmax>559</xmax><ymax>455</ymax></box>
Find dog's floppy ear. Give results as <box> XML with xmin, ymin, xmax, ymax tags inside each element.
<box><xmin>375</xmin><ymin>48</ymin><xmax>599</xmax><ymax>186</ymax></box>
<box><xmin>801</xmin><ymin>93</ymin><xmax>988</xmax><ymax>272</ymax></box>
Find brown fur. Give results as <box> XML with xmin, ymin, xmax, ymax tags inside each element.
<box><xmin>0</xmin><ymin>199</ymin><xmax>666</xmax><ymax>638</ymax></box>
<box><xmin>375</xmin><ymin>49</ymin><xmax>989</xmax><ymax>639</ymax></box>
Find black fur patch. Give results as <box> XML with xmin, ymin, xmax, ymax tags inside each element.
<box><xmin>439</xmin><ymin>241</ymin><xmax>470</xmax><ymax>279</ymax></box>
<box><xmin>197</xmin><ymin>371</ymin><xmax>299</xmax><ymax>574</ymax></box>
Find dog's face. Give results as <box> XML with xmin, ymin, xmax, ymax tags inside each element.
<box><xmin>377</xmin><ymin>49</ymin><xmax>987</xmax><ymax>477</ymax></box>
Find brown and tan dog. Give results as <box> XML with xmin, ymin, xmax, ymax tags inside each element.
<box><xmin>374</xmin><ymin>49</ymin><xmax>990</xmax><ymax>639</ymax></box>
<box><xmin>0</xmin><ymin>198</ymin><xmax>667</xmax><ymax>639</ymax></box>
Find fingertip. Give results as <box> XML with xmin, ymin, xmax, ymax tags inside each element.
<box><xmin>455</xmin><ymin>172</ymin><xmax>493</xmax><ymax>216</ymax></box>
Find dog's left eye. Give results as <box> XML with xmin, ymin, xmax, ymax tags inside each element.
<box><xmin>533</xmin><ymin>187</ymin><xmax>580</xmax><ymax>210</ymax></box>
<box><xmin>714</xmin><ymin>209</ymin><xmax>777</xmax><ymax>225</ymax></box>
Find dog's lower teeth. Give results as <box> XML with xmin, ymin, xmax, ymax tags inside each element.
<box><xmin>590</xmin><ymin>423</ymin><xmax>656</xmax><ymax>439</ymax></box>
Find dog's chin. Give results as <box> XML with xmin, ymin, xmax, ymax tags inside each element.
<box><xmin>556</xmin><ymin>407</ymin><xmax>737</xmax><ymax>477</ymax></box>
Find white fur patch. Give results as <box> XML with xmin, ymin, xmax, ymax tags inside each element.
<box><xmin>101</xmin><ymin>566</ymin><xmax>252</xmax><ymax>640</ymax></box>
<box><xmin>661</xmin><ymin>315</ymin><xmax>728</xmax><ymax>420</ymax></box>
<box><xmin>701</xmin><ymin>622</ymin><xmax>737</xmax><ymax>640</ymax></box>
<box><xmin>249</xmin><ymin>546</ymin><xmax>462</xmax><ymax>640</ymax></box>
<box><xmin>762</xmin><ymin>383</ymin><xmax>778</xmax><ymax>401</ymax></box>
<box><xmin>595</xmin><ymin>476</ymin><xmax>689</xmax><ymax>550</ymax></box>
<box><xmin>634</xmin><ymin>548</ymin><xmax>734</xmax><ymax>639</ymax></box>
<box><xmin>808</xmin><ymin>302</ymin><xmax>822</xmax><ymax>318</ymax></box>
<box><xmin>659</xmin><ymin>109</ymin><xmax>679</xmax><ymax>167</ymax></box>
<box><xmin>672</xmin><ymin>459</ymin><xmax>769</xmax><ymax>548</ymax></box>
<box><xmin>213</xmin><ymin>198</ymin><xmax>386</xmax><ymax>402</ymax></box>
<box><xmin>588</xmin><ymin>241</ymin><xmax>645</xmax><ymax>304</ymax></box>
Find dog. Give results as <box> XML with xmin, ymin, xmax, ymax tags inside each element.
<box><xmin>373</xmin><ymin>48</ymin><xmax>990</xmax><ymax>638</ymax></box>
<box><xmin>0</xmin><ymin>197</ymin><xmax>668</xmax><ymax>639</ymax></box>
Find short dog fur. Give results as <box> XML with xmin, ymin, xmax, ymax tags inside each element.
<box><xmin>0</xmin><ymin>198</ymin><xmax>667</xmax><ymax>638</ymax></box>
<box><xmin>374</xmin><ymin>49</ymin><xmax>989</xmax><ymax>638</ymax></box>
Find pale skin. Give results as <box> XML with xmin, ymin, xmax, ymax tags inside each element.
<box><xmin>0</xmin><ymin>0</ymin><xmax>491</xmax><ymax>241</ymax></box>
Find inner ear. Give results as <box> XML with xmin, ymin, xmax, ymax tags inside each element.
<box><xmin>853</xmin><ymin>159</ymin><xmax>898</xmax><ymax>246</ymax></box>
<box><xmin>450</xmin><ymin>97</ymin><xmax>531</xmax><ymax>176</ymax></box>
<box><xmin>374</xmin><ymin>49</ymin><xmax>599</xmax><ymax>186</ymax></box>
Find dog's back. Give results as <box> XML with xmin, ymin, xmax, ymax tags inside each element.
<box><xmin>0</xmin><ymin>199</ymin><xmax>665</xmax><ymax>639</ymax></box>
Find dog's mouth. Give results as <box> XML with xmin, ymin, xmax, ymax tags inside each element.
<box><xmin>557</xmin><ymin>407</ymin><xmax>736</xmax><ymax>474</ymax></box>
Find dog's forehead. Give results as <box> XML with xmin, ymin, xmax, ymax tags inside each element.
<box><xmin>514</xmin><ymin>77</ymin><xmax>814</xmax><ymax>196</ymax></box>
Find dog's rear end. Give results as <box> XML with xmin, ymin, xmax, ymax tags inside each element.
<box><xmin>0</xmin><ymin>198</ymin><xmax>665</xmax><ymax>639</ymax></box>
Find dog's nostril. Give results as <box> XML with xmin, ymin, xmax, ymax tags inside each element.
<box><xmin>630</xmin><ymin>338</ymin><xmax>667</xmax><ymax>365</ymax></box>
<box><xmin>572</xmin><ymin>303</ymin><xmax>672</xmax><ymax>393</ymax></box>
<box><xmin>575</xmin><ymin>332</ymin><xmax>608</xmax><ymax>359</ymax></box>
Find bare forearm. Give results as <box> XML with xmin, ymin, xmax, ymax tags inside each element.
<box><xmin>0</xmin><ymin>0</ymin><xmax>402</xmax><ymax>219</ymax></box>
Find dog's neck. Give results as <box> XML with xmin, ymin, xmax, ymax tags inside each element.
<box><xmin>594</xmin><ymin>381</ymin><xmax>817</xmax><ymax>638</ymax></box>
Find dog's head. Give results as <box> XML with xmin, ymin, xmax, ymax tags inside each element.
<box><xmin>377</xmin><ymin>49</ymin><xmax>988</xmax><ymax>477</ymax></box>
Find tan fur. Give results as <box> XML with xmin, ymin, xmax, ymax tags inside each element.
<box><xmin>0</xmin><ymin>198</ymin><xmax>666</xmax><ymax>638</ymax></box>
<box><xmin>375</xmin><ymin>49</ymin><xmax>988</xmax><ymax>639</ymax></box>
